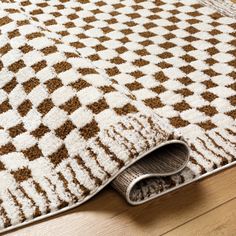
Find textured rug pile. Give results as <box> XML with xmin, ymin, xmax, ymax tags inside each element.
<box><xmin>0</xmin><ymin>0</ymin><xmax>235</xmax><ymax>232</ymax></box>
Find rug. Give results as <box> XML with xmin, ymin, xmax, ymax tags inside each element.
<box><xmin>0</xmin><ymin>0</ymin><xmax>235</xmax><ymax>232</ymax></box>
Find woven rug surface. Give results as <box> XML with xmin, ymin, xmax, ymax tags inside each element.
<box><xmin>0</xmin><ymin>0</ymin><xmax>235</xmax><ymax>232</ymax></box>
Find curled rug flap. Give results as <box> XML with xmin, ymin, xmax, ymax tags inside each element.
<box><xmin>112</xmin><ymin>141</ymin><xmax>190</xmax><ymax>204</ymax></box>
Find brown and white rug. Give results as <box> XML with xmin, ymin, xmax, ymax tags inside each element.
<box><xmin>0</xmin><ymin>0</ymin><xmax>235</xmax><ymax>232</ymax></box>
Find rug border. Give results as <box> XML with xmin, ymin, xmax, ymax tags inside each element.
<box><xmin>1</xmin><ymin>160</ymin><xmax>236</xmax><ymax>234</ymax></box>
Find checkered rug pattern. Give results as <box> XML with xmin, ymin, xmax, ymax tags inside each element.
<box><xmin>0</xmin><ymin>0</ymin><xmax>235</xmax><ymax>232</ymax></box>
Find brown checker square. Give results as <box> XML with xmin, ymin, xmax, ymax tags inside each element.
<box><xmin>139</xmin><ymin>31</ymin><xmax>156</xmax><ymax>39</ymax></box>
<box><xmin>181</xmin><ymin>54</ymin><xmax>196</xmax><ymax>63</ymax></box>
<box><xmin>158</xmin><ymin>61</ymin><xmax>172</xmax><ymax>69</ymax></box>
<box><xmin>88</xmin><ymin>54</ymin><xmax>101</xmax><ymax>61</ymax></box>
<box><xmin>99</xmin><ymin>85</ymin><xmax>116</xmax><ymax>94</ymax></box>
<box><xmin>228</xmin><ymin>59</ymin><xmax>236</xmax><ymax>68</ymax></box>
<box><xmin>209</xmin><ymin>29</ymin><xmax>221</xmax><ymax>36</ymax></box>
<box><xmin>226</xmin><ymin>109</ymin><xmax>236</xmax><ymax>119</ymax></box>
<box><xmin>205</xmin><ymin>58</ymin><xmax>218</xmax><ymax>66</ymax></box>
<box><xmin>1</xmin><ymin>60</ymin><xmax>4</xmax><ymax>70</ymax></box>
<box><xmin>30</xmin><ymin>9</ymin><xmax>44</xmax><ymax>15</ymax></box>
<box><xmin>70</xmin><ymin>79</ymin><xmax>91</xmax><ymax>91</ymax></box>
<box><xmin>186</xmin><ymin>19</ymin><xmax>201</xmax><ymax>25</ymax></box>
<box><xmin>0</xmin><ymin>43</ymin><xmax>12</xmax><ymax>55</ymax></box>
<box><xmin>144</xmin><ymin>97</ymin><xmax>164</xmax><ymax>109</ymax></box>
<box><xmin>202</xmin><ymin>80</ymin><xmax>217</xmax><ymax>89</ymax></box>
<box><xmin>80</xmin><ymin>119</ymin><xmax>100</xmax><ymax>140</ymax></box>
<box><xmin>159</xmin><ymin>42</ymin><xmax>176</xmax><ymax>49</ymax></box>
<box><xmin>183</xmin><ymin>45</ymin><xmax>196</xmax><ymax>52</ymax></box>
<box><xmin>93</xmin><ymin>44</ymin><xmax>107</xmax><ymax>51</ymax></box>
<box><xmin>203</xmin><ymin>69</ymin><xmax>220</xmax><ymax>77</ymax></box>
<box><xmin>11</xmin><ymin>167</ymin><xmax>32</xmax><ymax>183</ymax></box>
<box><xmin>77</xmin><ymin>67</ymin><xmax>97</xmax><ymax>75</ymax></box>
<box><xmin>151</xmin><ymin>85</ymin><xmax>166</xmax><ymax>94</ymax></box>
<box><xmin>19</xmin><ymin>44</ymin><xmax>34</xmax><ymax>54</ymax></box>
<box><xmin>143</xmin><ymin>22</ymin><xmax>157</xmax><ymax>29</ymax></box>
<box><xmin>70</xmin><ymin>41</ymin><xmax>85</xmax><ymax>49</ymax></box>
<box><xmin>180</xmin><ymin>65</ymin><xmax>196</xmax><ymax>74</ymax></box>
<box><xmin>44</xmin><ymin>78</ymin><xmax>63</xmax><ymax>93</ymax></box>
<box><xmin>185</xmin><ymin>26</ymin><xmax>199</xmax><ymax>34</ymax></box>
<box><xmin>132</xmin><ymin>59</ymin><xmax>149</xmax><ymax>67</ymax></box>
<box><xmin>163</xmin><ymin>33</ymin><xmax>176</xmax><ymax>40</ymax></box>
<box><xmin>207</xmin><ymin>38</ymin><xmax>220</xmax><ymax>45</ymax></box>
<box><xmin>31</xmin><ymin>60</ymin><xmax>47</xmax><ymax>73</ymax></box>
<box><xmin>31</xmin><ymin>123</ymin><xmax>50</xmax><ymax>138</ymax></box>
<box><xmin>48</xmin><ymin>144</ymin><xmax>68</xmax><ymax>166</ymax></box>
<box><xmin>17</xmin><ymin>99</ymin><xmax>32</xmax><ymax>117</ymax></box>
<box><xmin>17</xmin><ymin>20</ymin><xmax>30</xmax><ymax>27</ymax></box>
<box><xmin>51</xmin><ymin>12</ymin><xmax>62</xmax><ymax>17</ymax></box>
<box><xmin>84</xmin><ymin>16</ymin><xmax>97</xmax><ymax>23</ymax></box>
<box><xmin>167</xmin><ymin>16</ymin><xmax>180</xmax><ymax>23</ymax></box>
<box><xmin>8</xmin><ymin>60</ymin><xmax>26</xmax><ymax>73</ymax></box>
<box><xmin>210</xmin><ymin>12</ymin><xmax>222</xmax><ymax>20</ymax></box>
<box><xmin>41</xmin><ymin>46</ymin><xmax>58</xmax><ymax>55</ymax></box>
<box><xmin>207</xmin><ymin>47</ymin><xmax>220</xmax><ymax>56</ymax></box>
<box><xmin>198</xmin><ymin>120</ymin><xmax>216</xmax><ymax>130</ymax></box>
<box><xmin>158</xmin><ymin>52</ymin><xmax>173</xmax><ymax>59</ymax></box>
<box><xmin>178</xmin><ymin>77</ymin><xmax>193</xmax><ymax>86</ymax></box>
<box><xmin>184</xmin><ymin>36</ymin><xmax>199</xmax><ymax>43</ymax></box>
<box><xmin>126</xmin><ymin>81</ymin><xmax>143</xmax><ymax>91</ymax></box>
<box><xmin>23</xmin><ymin>144</ymin><xmax>43</xmax><ymax>161</ymax></box>
<box><xmin>154</xmin><ymin>71</ymin><xmax>169</xmax><ymax>82</ymax></box>
<box><xmin>119</xmin><ymin>37</ymin><xmax>131</xmax><ymax>44</ymax></box>
<box><xmin>201</xmin><ymin>91</ymin><xmax>218</xmax><ymax>102</ymax></box>
<box><xmin>114</xmin><ymin>103</ymin><xmax>138</xmax><ymax>115</ymax></box>
<box><xmin>198</xmin><ymin>105</ymin><xmax>218</xmax><ymax>117</ymax></box>
<box><xmin>2</xmin><ymin>78</ymin><xmax>17</xmax><ymax>93</ymax></box>
<box><xmin>45</xmin><ymin>19</ymin><xmax>57</xmax><ymax>26</ymax></box>
<box><xmin>127</xmin><ymin>13</ymin><xmax>141</xmax><ymax>19</ymax></box>
<box><xmin>170</xmin><ymin>116</ymin><xmax>190</xmax><ymax>128</ymax></box>
<box><xmin>64</xmin><ymin>22</ymin><xmax>76</xmax><ymax>28</ymax></box>
<box><xmin>0</xmin><ymin>16</ymin><xmax>12</xmax><ymax>26</ymax></box>
<box><xmin>134</xmin><ymin>49</ymin><xmax>150</xmax><ymax>56</ymax></box>
<box><xmin>26</xmin><ymin>32</ymin><xmax>44</xmax><ymax>40</ymax></box>
<box><xmin>110</xmin><ymin>56</ymin><xmax>126</xmax><ymax>64</ymax></box>
<box><xmin>67</xmin><ymin>13</ymin><xmax>79</xmax><ymax>20</ymax></box>
<box><xmin>187</xmin><ymin>11</ymin><xmax>202</xmax><ymax>17</ymax></box>
<box><xmin>37</xmin><ymin>98</ymin><xmax>54</xmax><ymax>115</ymax></box>
<box><xmin>0</xmin><ymin>161</ymin><xmax>5</xmax><ymax>171</ymax></box>
<box><xmin>60</xmin><ymin>96</ymin><xmax>81</xmax><ymax>114</ymax></box>
<box><xmin>106</xmin><ymin>67</ymin><xmax>120</xmax><ymax>76</ymax></box>
<box><xmin>165</xmin><ymin>25</ymin><xmax>178</xmax><ymax>31</ymax></box>
<box><xmin>53</xmin><ymin>61</ymin><xmax>72</xmax><ymax>74</ymax></box>
<box><xmin>22</xmin><ymin>77</ymin><xmax>40</xmax><ymax>93</ymax></box>
<box><xmin>0</xmin><ymin>100</ymin><xmax>12</xmax><ymax>114</ymax></box>
<box><xmin>0</xmin><ymin>142</ymin><xmax>16</xmax><ymax>155</ymax></box>
<box><xmin>175</xmin><ymin>88</ymin><xmax>194</xmax><ymax>96</ymax></box>
<box><xmin>115</xmin><ymin>46</ymin><xmax>128</xmax><ymax>54</ymax></box>
<box><xmin>101</xmin><ymin>26</ymin><xmax>113</xmax><ymax>34</ymax></box>
<box><xmin>8</xmin><ymin>123</ymin><xmax>26</xmax><ymax>138</ymax></box>
<box><xmin>55</xmin><ymin>120</ymin><xmax>76</xmax><ymax>139</ymax></box>
<box><xmin>87</xmin><ymin>98</ymin><xmax>109</xmax><ymax>114</ymax></box>
<box><xmin>97</xmin><ymin>36</ymin><xmax>110</xmax><ymax>43</ymax></box>
<box><xmin>130</xmin><ymin>70</ymin><xmax>145</xmax><ymax>79</ymax></box>
<box><xmin>174</xmin><ymin>101</ymin><xmax>191</xmax><ymax>112</ymax></box>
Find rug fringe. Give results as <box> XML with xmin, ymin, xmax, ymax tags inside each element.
<box><xmin>200</xmin><ymin>0</ymin><xmax>236</xmax><ymax>18</ymax></box>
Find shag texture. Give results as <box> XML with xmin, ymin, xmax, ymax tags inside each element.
<box><xmin>0</xmin><ymin>0</ymin><xmax>235</xmax><ymax>232</ymax></box>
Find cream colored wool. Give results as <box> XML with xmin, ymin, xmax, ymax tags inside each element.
<box><xmin>0</xmin><ymin>0</ymin><xmax>235</xmax><ymax>232</ymax></box>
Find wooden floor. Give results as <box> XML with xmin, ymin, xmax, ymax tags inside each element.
<box><xmin>3</xmin><ymin>165</ymin><xmax>236</xmax><ymax>236</ymax></box>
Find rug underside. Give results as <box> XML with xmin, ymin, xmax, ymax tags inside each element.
<box><xmin>0</xmin><ymin>0</ymin><xmax>235</xmax><ymax>232</ymax></box>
